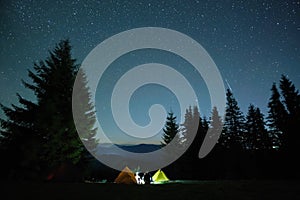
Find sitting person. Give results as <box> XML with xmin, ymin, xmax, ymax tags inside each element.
<box><xmin>143</xmin><ymin>172</ymin><xmax>152</xmax><ymax>184</ymax></box>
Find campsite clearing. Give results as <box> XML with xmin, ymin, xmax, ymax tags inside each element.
<box><xmin>1</xmin><ymin>180</ymin><xmax>299</xmax><ymax>200</ymax></box>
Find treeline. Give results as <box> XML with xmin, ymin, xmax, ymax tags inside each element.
<box><xmin>1</xmin><ymin>39</ymin><xmax>299</xmax><ymax>181</ymax></box>
<box><xmin>163</xmin><ymin>75</ymin><xmax>300</xmax><ymax>179</ymax></box>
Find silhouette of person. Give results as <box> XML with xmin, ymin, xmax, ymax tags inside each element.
<box><xmin>137</xmin><ymin>172</ymin><xmax>143</xmax><ymax>184</ymax></box>
<box><xmin>135</xmin><ymin>172</ymin><xmax>141</xmax><ymax>184</ymax></box>
<box><xmin>144</xmin><ymin>172</ymin><xmax>151</xmax><ymax>184</ymax></box>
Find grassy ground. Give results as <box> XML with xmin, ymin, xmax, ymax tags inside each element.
<box><xmin>1</xmin><ymin>180</ymin><xmax>299</xmax><ymax>200</ymax></box>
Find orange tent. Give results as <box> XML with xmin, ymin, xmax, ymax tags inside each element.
<box><xmin>114</xmin><ymin>166</ymin><xmax>137</xmax><ymax>184</ymax></box>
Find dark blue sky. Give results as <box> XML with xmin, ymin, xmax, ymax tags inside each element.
<box><xmin>1</xmin><ymin>0</ymin><xmax>299</xmax><ymax>144</ymax></box>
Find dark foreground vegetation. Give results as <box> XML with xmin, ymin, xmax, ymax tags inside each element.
<box><xmin>1</xmin><ymin>180</ymin><xmax>300</xmax><ymax>200</ymax></box>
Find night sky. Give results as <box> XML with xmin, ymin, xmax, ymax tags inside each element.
<box><xmin>1</xmin><ymin>0</ymin><xmax>299</xmax><ymax>144</ymax></box>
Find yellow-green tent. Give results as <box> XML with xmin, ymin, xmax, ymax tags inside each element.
<box><xmin>114</xmin><ymin>166</ymin><xmax>137</xmax><ymax>184</ymax></box>
<box><xmin>152</xmin><ymin>169</ymin><xmax>169</xmax><ymax>183</ymax></box>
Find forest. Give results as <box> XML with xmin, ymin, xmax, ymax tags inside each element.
<box><xmin>0</xmin><ymin>40</ymin><xmax>299</xmax><ymax>181</ymax></box>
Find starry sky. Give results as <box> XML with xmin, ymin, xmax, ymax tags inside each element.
<box><xmin>1</xmin><ymin>0</ymin><xmax>299</xmax><ymax>144</ymax></box>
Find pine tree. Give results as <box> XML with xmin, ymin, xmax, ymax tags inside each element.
<box><xmin>245</xmin><ymin>105</ymin><xmax>255</xmax><ymax>150</ymax></box>
<box><xmin>279</xmin><ymin>75</ymin><xmax>300</xmax><ymax>152</ymax></box>
<box><xmin>180</xmin><ymin>105</ymin><xmax>211</xmax><ymax>162</ymax></box>
<box><xmin>0</xmin><ymin>40</ymin><xmax>98</xmax><ymax>179</ymax></box>
<box><xmin>255</xmin><ymin>107</ymin><xmax>270</xmax><ymax>150</ymax></box>
<box><xmin>197</xmin><ymin>106</ymin><xmax>223</xmax><ymax>158</ymax></box>
<box><xmin>161</xmin><ymin>111</ymin><xmax>179</xmax><ymax>146</ymax></box>
<box><xmin>30</xmin><ymin>40</ymin><xmax>83</xmax><ymax>169</ymax></box>
<box><xmin>220</xmin><ymin>89</ymin><xmax>245</xmax><ymax>149</ymax></box>
<box><xmin>72</xmin><ymin>68</ymin><xmax>98</xmax><ymax>154</ymax></box>
<box><xmin>189</xmin><ymin>106</ymin><xmax>204</xmax><ymax>159</ymax></box>
<box><xmin>279</xmin><ymin>75</ymin><xmax>300</xmax><ymax>117</ymax></box>
<box><xmin>202</xmin><ymin>116</ymin><xmax>209</xmax><ymax>134</ymax></box>
<box><xmin>181</xmin><ymin>106</ymin><xmax>202</xmax><ymax>148</ymax></box>
<box><xmin>0</xmin><ymin>94</ymin><xmax>40</xmax><ymax>179</ymax></box>
<box><xmin>267</xmin><ymin>83</ymin><xmax>288</xmax><ymax>149</ymax></box>
<box><xmin>245</xmin><ymin>104</ymin><xmax>269</xmax><ymax>150</ymax></box>
<box><xmin>72</xmin><ymin>68</ymin><xmax>98</xmax><ymax>179</ymax></box>
<box><xmin>209</xmin><ymin>106</ymin><xmax>223</xmax><ymax>143</ymax></box>
<box><xmin>180</xmin><ymin>106</ymin><xmax>193</xmax><ymax>146</ymax></box>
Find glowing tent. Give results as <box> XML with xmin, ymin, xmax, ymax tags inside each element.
<box><xmin>152</xmin><ymin>169</ymin><xmax>169</xmax><ymax>183</ymax></box>
<box><xmin>114</xmin><ymin>167</ymin><xmax>137</xmax><ymax>184</ymax></box>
